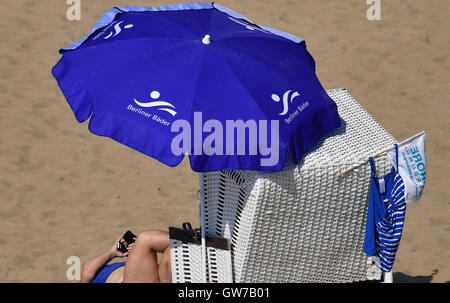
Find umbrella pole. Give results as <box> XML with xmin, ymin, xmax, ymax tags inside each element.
<box><xmin>199</xmin><ymin>174</ymin><xmax>208</xmax><ymax>283</ymax></box>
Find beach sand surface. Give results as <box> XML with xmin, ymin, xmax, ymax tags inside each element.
<box><xmin>0</xmin><ymin>0</ymin><xmax>448</xmax><ymax>282</ymax></box>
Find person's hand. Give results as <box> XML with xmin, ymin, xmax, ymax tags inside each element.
<box><xmin>110</xmin><ymin>237</ymin><xmax>135</xmax><ymax>258</ymax></box>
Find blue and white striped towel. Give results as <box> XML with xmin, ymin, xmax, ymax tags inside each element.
<box><xmin>364</xmin><ymin>144</ymin><xmax>407</xmax><ymax>272</ymax></box>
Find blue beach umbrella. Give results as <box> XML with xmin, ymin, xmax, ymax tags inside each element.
<box><xmin>52</xmin><ymin>2</ymin><xmax>341</xmax><ymax>172</ymax></box>
<box><xmin>53</xmin><ymin>2</ymin><xmax>343</xmax><ymax>284</ymax></box>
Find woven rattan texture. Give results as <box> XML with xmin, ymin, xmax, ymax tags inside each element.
<box><xmin>170</xmin><ymin>240</ymin><xmax>204</xmax><ymax>283</ymax></box>
<box><xmin>170</xmin><ymin>239</ymin><xmax>234</xmax><ymax>283</ymax></box>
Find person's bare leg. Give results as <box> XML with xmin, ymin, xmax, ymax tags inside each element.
<box><xmin>158</xmin><ymin>246</ymin><xmax>172</xmax><ymax>283</ymax></box>
<box><xmin>123</xmin><ymin>230</ymin><xmax>170</xmax><ymax>283</ymax></box>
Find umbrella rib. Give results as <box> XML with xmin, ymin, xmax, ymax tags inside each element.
<box><xmin>219</xmin><ymin>32</ymin><xmax>292</xmax><ymax>44</ymax></box>
<box><xmin>218</xmin><ymin>38</ymin><xmax>309</xmax><ymax>81</ymax></box>
<box><xmin>77</xmin><ymin>9</ymin><xmax>212</xmax><ymax>51</ymax></box>
<box><xmin>207</xmin><ymin>46</ymin><xmax>272</xmax><ymax>124</ymax></box>
<box><xmin>125</xmin><ymin>11</ymin><xmax>202</xmax><ymax>39</ymax></box>
<box><xmin>74</xmin><ymin>36</ymin><xmax>196</xmax><ymax>56</ymax></box>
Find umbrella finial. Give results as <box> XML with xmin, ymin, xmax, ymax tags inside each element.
<box><xmin>202</xmin><ymin>34</ymin><xmax>211</xmax><ymax>45</ymax></box>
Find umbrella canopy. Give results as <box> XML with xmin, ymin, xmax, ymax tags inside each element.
<box><xmin>52</xmin><ymin>2</ymin><xmax>341</xmax><ymax>172</ymax></box>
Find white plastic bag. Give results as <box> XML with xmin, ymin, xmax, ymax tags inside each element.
<box><xmin>387</xmin><ymin>131</ymin><xmax>426</xmax><ymax>203</ymax></box>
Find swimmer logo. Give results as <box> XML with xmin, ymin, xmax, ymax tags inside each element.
<box><xmin>134</xmin><ymin>91</ymin><xmax>177</xmax><ymax>116</ymax></box>
<box><xmin>271</xmin><ymin>90</ymin><xmax>300</xmax><ymax>116</ymax></box>
<box><xmin>104</xmin><ymin>21</ymin><xmax>134</xmax><ymax>39</ymax></box>
<box><xmin>228</xmin><ymin>16</ymin><xmax>272</xmax><ymax>35</ymax></box>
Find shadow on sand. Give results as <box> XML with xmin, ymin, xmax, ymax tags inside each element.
<box><xmin>393</xmin><ymin>272</ymin><xmax>448</xmax><ymax>283</ymax></box>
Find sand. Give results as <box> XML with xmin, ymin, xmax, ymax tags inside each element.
<box><xmin>0</xmin><ymin>0</ymin><xmax>448</xmax><ymax>282</ymax></box>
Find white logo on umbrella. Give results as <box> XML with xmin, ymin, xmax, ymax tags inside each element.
<box><xmin>228</xmin><ymin>16</ymin><xmax>271</xmax><ymax>34</ymax></box>
<box><xmin>104</xmin><ymin>21</ymin><xmax>134</xmax><ymax>39</ymax></box>
<box><xmin>271</xmin><ymin>90</ymin><xmax>300</xmax><ymax>116</ymax></box>
<box><xmin>134</xmin><ymin>91</ymin><xmax>177</xmax><ymax>116</ymax></box>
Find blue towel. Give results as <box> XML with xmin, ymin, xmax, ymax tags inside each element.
<box><xmin>364</xmin><ymin>144</ymin><xmax>406</xmax><ymax>272</ymax></box>
<box><xmin>91</xmin><ymin>262</ymin><xmax>126</xmax><ymax>283</ymax></box>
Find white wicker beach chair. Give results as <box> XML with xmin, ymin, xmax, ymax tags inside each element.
<box><xmin>169</xmin><ymin>223</ymin><xmax>234</xmax><ymax>283</ymax></box>
<box><xmin>170</xmin><ymin>88</ymin><xmax>397</xmax><ymax>283</ymax></box>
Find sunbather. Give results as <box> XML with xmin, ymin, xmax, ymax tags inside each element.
<box><xmin>80</xmin><ymin>230</ymin><xmax>171</xmax><ymax>283</ymax></box>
